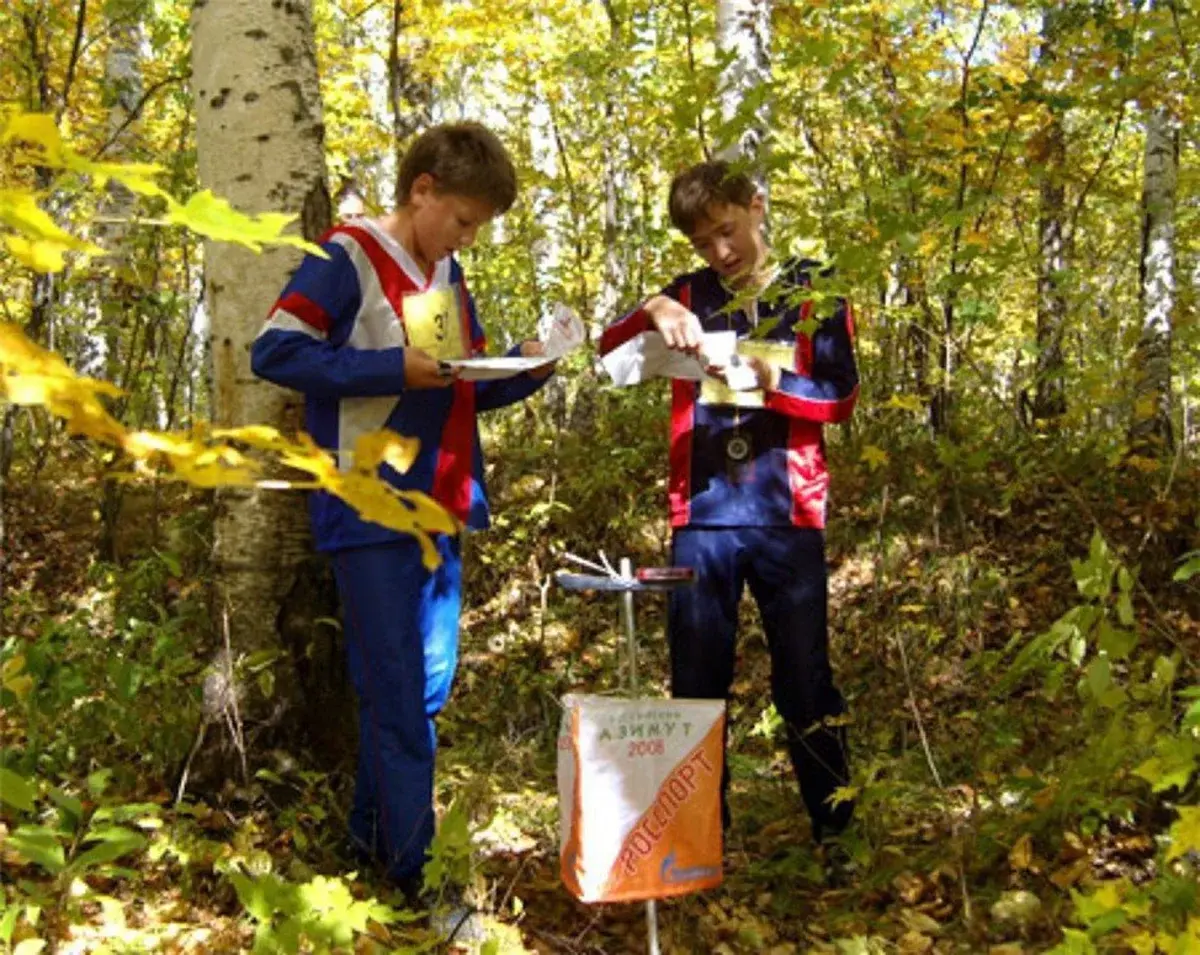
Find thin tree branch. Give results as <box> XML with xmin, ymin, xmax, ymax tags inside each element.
<box><xmin>91</xmin><ymin>74</ymin><xmax>187</xmax><ymax>160</ymax></box>
<box><xmin>60</xmin><ymin>0</ymin><xmax>88</xmax><ymax>116</ymax></box>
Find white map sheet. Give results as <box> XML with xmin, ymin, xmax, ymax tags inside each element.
<box><xmin>442</xmin><ymin>303</ymin><xmax>584</xmax><ymax>380</ymax></box>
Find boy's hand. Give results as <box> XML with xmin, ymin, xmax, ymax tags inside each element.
<box><xmin>645</xmin><ymin>295</ymin><xmax>704</xmax><ymax>354</ymax></box>
<box><xmin>404</xmin><ymin>347</ymin><xmax>456</xmax><ymax>389</ymax></box>
<box><xmin>745</xmin><ymin>355</ymin><xmax>781</xmax><ymax>392</ymax></box>
<box><xmin>521</xmin><ymin>340</ymin><xmax>556</xmax><ymax>379</ymax></box>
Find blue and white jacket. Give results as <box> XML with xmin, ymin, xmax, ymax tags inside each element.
<box><xmin>251</xmin><ymin>217</ymin><xmax>549</xmax><ymax>551</ymax></box>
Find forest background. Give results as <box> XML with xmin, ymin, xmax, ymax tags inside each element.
<box><xmin>1</xmin><ymin>0</ymin><xmax>1199</xmax><ymax>952</ymax></box>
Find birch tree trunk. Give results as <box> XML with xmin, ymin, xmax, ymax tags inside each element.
<box><xmin>1130</xmin><ymin>107</ymin><xmax>1178</xmax><ymax>454</ymax></box>
<box><xmin>715</xmin><ymin>0</ymin><xmax>771</xmax><ymax>175</ymax></box>
<box><xmin>1032</xmin><ymin>7</ymin><xmax>1068</xmax><ymax>422</ymax></box>
<box><xmin>192</xmin><ymin>0</ymin><xmax>343</xmax><ymax>761</ymax></box>
<box><xmin>97</xmin><ymin>14</ymin><xmax>145</xmax><ymax>561</ymax></box>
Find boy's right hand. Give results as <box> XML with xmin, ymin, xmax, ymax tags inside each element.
<box><xmin>404</xmin><ymin>347</ymin><xmax>456</xmax><ymax>389</ymax></box>
<box><xmin>645</xmin><ymin>295</ymin><xmax>705</xmax><ymax>354</ymax></box>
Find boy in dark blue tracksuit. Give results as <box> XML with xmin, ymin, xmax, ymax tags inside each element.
<box><xmin>600</xmin><ymin>161</ymin><xmax>857</xmax><ymax>847</ymax></box>
<box><xmin>251</xmin><ymin>123</ymin><xmax>554</xmax><ymax>886</ymax></box>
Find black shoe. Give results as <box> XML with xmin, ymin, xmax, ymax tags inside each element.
<box><xmin>336</xmin><ymin>833</ymin><xmax>379</xmax><ymax>871</ymax></box>
<box><xmin>814</xmin><ymin>838</ymin><xmax>858</xmax><ymax>888</ymax></box>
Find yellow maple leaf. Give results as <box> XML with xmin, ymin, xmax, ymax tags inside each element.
<box><xmin>1</xmin><ymin>322</ymin><xmax>451</xmax><ymax>559</ymax></box>
<box><xmin>1167</xmin><ymin>805</ymin><xmax>1200</xmax><ymax>861</ymax></box>
<box><xmin>861</xmin><ymin>444</ymin><xmax>890</xmax><ymax>471</ymax></box>
<box><xmin>886</xmin><ymin>393</ymin><xmax>925</xmax><ymax>413</ymax></box>
<box><xmin>163</xmin><ymin>190</ymin><xmax>326</xmax><ymax>258</ymax></box>
<box><xmin>352</xmin><ymin>430</ymin><xmax>420</xmax><ymax>475</ymax></box>
<box><xmin>0</xmin><ymin>189</ymin><xmax>105</xmax><ymax>254</ymax></box>
<box><xmin>0</xmin><ymin>111</ymin><xmax>65</xmax><ymax>163</ymax></box>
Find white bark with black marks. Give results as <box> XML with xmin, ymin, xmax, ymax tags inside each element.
<box><xmin>715</xmin><ymin>0</ymin><xmax>771</xmax><ymax>175</ymax></box>
<box><xmin>192</xmin><ymin>0</ymin><xmax>335</xmax><ymax>742</ymax></box>
<box><xmin>1131</xmin><ymin>107</ymin><xmax>1178</xmax><ymax>452</ymax></box>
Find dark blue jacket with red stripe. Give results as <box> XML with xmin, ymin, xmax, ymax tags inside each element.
<box><xmin>250</xmin><ymin>217</ymin><xmax>548</xmax><ymax>551</ymax></box>
<box><xmin>600</xmin><ymin>260</ymin><xmax>858</xmax><ymax>530</ymax></box>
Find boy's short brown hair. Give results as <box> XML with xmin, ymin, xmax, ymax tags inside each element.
<box><xmin>398</xmin><ymin>122</ymin><xmax>517</xmax><ymax>213</ymax></box>
<box><xmin>668</xmin><ymin>160</ymin><xmax>758</xmax><ymax>235</ymax></box>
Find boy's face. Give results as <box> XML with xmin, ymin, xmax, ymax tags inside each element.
<box><xmin>408</xmin><ymin>173</ymin><xmax>496</xmax><ymax>265</ymax></box>
<box><xmin>687</xmin><ymin>196</ymin><xmax>766</xmax><ymax>288</ymax></box>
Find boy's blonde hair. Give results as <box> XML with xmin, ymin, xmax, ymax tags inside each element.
<box><xmin>398</xmin><ymin>122</ymin><xmax>517</xmax><ymax>213</ymax></box>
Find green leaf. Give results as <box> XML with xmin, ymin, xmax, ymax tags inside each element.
<box><xmin>1116</xmin><ymin>592</ymin><xmax>1135</xmax><ymax>626</ymax></box>
<box><xmin>1071</xmin><ymin>530</ymin><xmax>1116</xmax><ymax>600</ymax></box>
<box><xmin>244</xmin><ymin>649</ymin><xmax>282</xmax><ymax>672</ymax></box>
<box><xmin>1134</xmin><ymin>737</ymin><xmax>1200</xmax><ymax>793</ymax></box>
<box><xmin>1097</xmin><ymin>622</ymin><xmax>1137</xmax><ymax>661</ymax></box>
<box><xmin>1046</xmin><ymin>927</ymin><xmax>1098</xmax><ymax>954</ymax></box>
<box><xmin>86</xmin><ymin>768</ymin><xmax>113</xmax><ymax>798</ymax></box>
<box><xmin>71</xmin><ymin>828</ymin><xmax>147</xmax><ymax>871</ymax></box>
<box><xmin>1184</xmin><ymin>698</ymin><xmax>1200</xmax><ymax>731</ymax></box>
<box><xmin>155</xmin><ymin>549</ymin><xmax>183</xmax><ymax>576</ymax></box>
<box><xmin>0</xmin><ymin>905</ymin><xmax>19</xmax><ymax>944</ymax></box>
<box><xmin>0</xmin><ymin>768</ymin><xmax>37</xmax><ymax>812</ymax></box>
<box><xmin>8</xmin><ymin>826</ymin><xmax>65</xmax><ymax>874</ymax></box>
<box><xmin>48</xmin><ymin>787</ymin><xmax>83</xmax><ymax>829</ymax></box>
<box><xmin>13</xmin><ymin>940</ymin><xmax>47</xmax><ymax>955</ymax></box>
<box><xmin>1174</xmin><ymin>554</ymin><xmax>1200</xmax><ymax>583</ymax></box>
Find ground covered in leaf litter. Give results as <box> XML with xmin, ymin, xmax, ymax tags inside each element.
<box><xmin>2</xmin><ymin>450</ymin><xmax>1198</xmax><ymax>954</ymax></box>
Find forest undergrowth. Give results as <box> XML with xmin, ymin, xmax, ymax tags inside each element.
<box><xmin>2</xmin><ymin>421</ymin><xmax>1198</xmax><ymax>955</ymax></box>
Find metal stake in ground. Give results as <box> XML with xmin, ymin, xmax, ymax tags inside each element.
<box><xmin>619</xmin><ymin>557</ymin><xmax>658</xmax><ymax>955</ymax></box>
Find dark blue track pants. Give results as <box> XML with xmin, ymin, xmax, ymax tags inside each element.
<box><xmin>669</xmin><ymin>526</ymin><xmax>852</xmax><ymax>840</ymax></box>
<box><xmin>333</xmin><ymin>534</ymin><xmax>461</xmax><ymax>880</ymax></box>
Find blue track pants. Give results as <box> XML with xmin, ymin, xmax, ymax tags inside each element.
<box><xmin>333</xmin><ymin>535</ymin><xmax>461</xmax><ymax>880</ymax></box>
<box><xmin>669</xmin><ymin>526</ymin><xmax>852</xmax><ymax>840</ymax></box>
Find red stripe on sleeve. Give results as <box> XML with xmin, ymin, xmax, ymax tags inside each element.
<box><xmin>667</xmin><ymin>282</ymin><xmax>695</xmax><ymax>527</ymax></box>
<box><xmin>276</xmin><ymin>292</ymin><xmax>332</xmax><ymax>334</ymax></box>
<box><xmin>765</xmin><ymin>384</ymin><xmax>859</xmax><ymax>423</ymax></box>
<box><xmin>599</xmin><ymin>308</ymin><xmax>651</xmax><ymax>356</ymax></box>
<box><xmin>793</xmin><ymin>300</ymin><xmax>814</xmax><ymax>375</ymax></box>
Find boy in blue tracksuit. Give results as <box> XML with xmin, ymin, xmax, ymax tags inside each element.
<box><xmin>600</xmin><ymin>161</ymin><xmax>858</xmax><ymax>851</ymax></box>
<box><xmin>251</xmin><ymin>123</ymin><xmax>553</xmax><ymax>887</ymax></box>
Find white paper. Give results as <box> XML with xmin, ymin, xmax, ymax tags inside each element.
<box><xmin>601</xmin><ymin>330</ymin><xmax>758</xmax><ymax>391</ymax></box>
<box><xmin>444</xmin><ymin>303</ymin><xmax>584</xmax><ymax>381</ymax></box>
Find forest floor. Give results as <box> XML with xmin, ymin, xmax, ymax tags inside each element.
<box><xmin>2</xmin><ymin>437</ymin><xmax>1198</xmax><ymax>954</ymax></box>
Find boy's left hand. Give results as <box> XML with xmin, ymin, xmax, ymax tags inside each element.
<box><xmin>521</xmin><ymin>340</ymin><xmax>556</xmax><ymax>379</ymax></box>
<box><xmin>705</xmin><ymin>355</ymin><xmax>780</xmax><ymax>392</ymax></box>
<box><xmin>745</xmin><ymin>355</ymin><xmax>781</xmax><ymax>392</ymax></box>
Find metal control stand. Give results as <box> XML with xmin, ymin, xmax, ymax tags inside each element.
<box><xmin>555</xmin><ymin>556</ymin><xmax>695</xmax><ymax>955</ymax></box>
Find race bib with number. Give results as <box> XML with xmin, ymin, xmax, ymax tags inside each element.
<box><xmin>402</xmin><ymin>287</ymin><xmax>466</xmax><ymax>360</ymax></box>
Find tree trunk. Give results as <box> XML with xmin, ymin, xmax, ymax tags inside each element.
<box><xmin>192</xmin><ymin>0</ymin><xmax>344</xmax><ymax>766</ymax></box>
<box><xmin>1129</xmin><ymin>107</ymin><xmax>1178</xmax><ymax>454</ymax></box>
<box><xmin>1032</xmin><ymin>8</ymin><xmax>1068</xmax><ymax>422</ymax></box>
<box><xmin>715</xmin><ymin>0</ymin><xmax>771</xmax><ymax>174</ymax></box>
<box><xmin>388</xmin><ymin>0</ymin><xmax>432</xmax><ymax>207</ymax></box>
<box><xmin>97</xmin><ymin>13</ymin><xmax>146</xmax><ymax>561</ymax></box>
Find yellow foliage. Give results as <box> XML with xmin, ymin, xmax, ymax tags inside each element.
<box><xmin>0</xmin><ymin>110</ymin><xmax>325</xmax><ymax>267</ymax></box>
<box><xmin>861</xmin><ymin>444</ymin><xmax>890</xmax><ymax>471</ymax></box>
<box><xmin>0</xmin><ymin>323</ymin><xmax>455</xmax><ymax>568</ymax></box>
<box><xmin>1167</xmin><ymin>805</ymin><xmax>1200</xmax><ymax>862</ymax></box>
<box><xmin>0</xmin><ymin>189</ymin><xmax>106</xmax><ymax>272</ymax></box>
